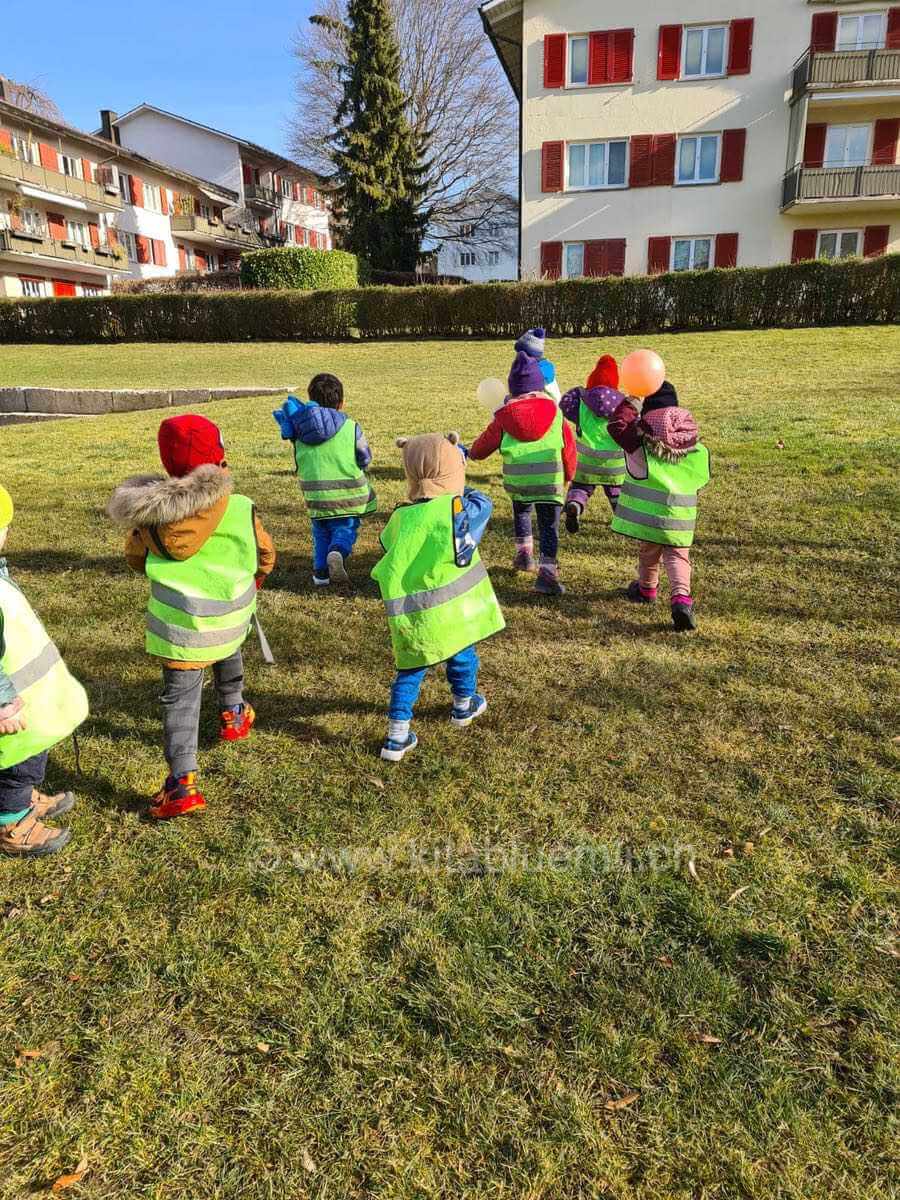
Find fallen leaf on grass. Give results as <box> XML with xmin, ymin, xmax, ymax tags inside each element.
<box><xmin>15</xmin><ymin>1047</ymin><xmax>44</xmax><ymax>1068</ymax></box>
<box><xmin>688</xmin><ymin>1033</ymin><xmax>723</xmax><ymax>1045</ymax></box>
<box><xmin>301</xmin><ymin>1148</ymin><xmax>316</xmax><ymax>1175</ymax></box>
<box><xmin>367</xmin><ymin>777</ymin><xmax>385</xmax><ymax>792</ymax></box>
<box><xmin>605</xmin><ymin>1091</ymin><xmax>640</xmax><ymax>1111</ymax></box>
<box><xmin>255</xmin><ymin>1042</ymin><xmax>271</xmax><ymax>1055</ymax></box>
<box><xmin>657</xmin><ymin>955</ymin><xmax>675</xmax><ymax>968</ymax></box>
<box><xmin>52</xmin><ymin>1157</ymin><xmax>89</xmax><ymax>1192</ymax></box>
<box><xmin>875</xmin><ymin>945</ymin><xmax>900</xmax><ymax>960</ymax></box>
<box><xmin>776</xmin><ymin>440</ymin><xmax>785</xmax><ymax>450</ymax></box>
<box><xmin>687</xmin><ymin>859</ymin><xmax>700</xmax><ymax>882</ymax></box>
<box><xmin>39</xmin><ymin>894</ymin><xmax>58</xmax><ymax>906</ymax></box>
<box><xmin>728</xmin><ymin>886</ymin><xmax>750</xmax><ymax>904</ymax></box>
<box><xmin>741</xmin><ymin>841</ymin><xmax>755</xmax><ymax>856</ymax></box>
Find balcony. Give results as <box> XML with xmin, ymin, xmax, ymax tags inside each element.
<box><xmin>782</xmin><ymin>163</ymin><xmax>900</xmax><ymax>211</ymax></box>
<box><xmin>171</xmin><ymin>213</ymin><xmax>267</xmax><ymax>250</ymax></box>
<box><xmin>791</xmin><ymin>47</ymin><xmax>900</xmax><ymax>103</ymax></box>
<box><xmin>244</xmin><ymin>183</ymin><xmax>277</xmax><ymax>207</ymax></box>
<box><xmin>0</xmin><ymin>153</ymin><xmax>123</xmax><ymax>210</ymax></box>
<box><xmin>0</xmin><ymin>228</ymin><xmax>129</xmax><ymax>272</ymax></box>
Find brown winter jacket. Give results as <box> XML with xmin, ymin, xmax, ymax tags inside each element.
<box><xmin>107</xmin><ymin>465</ymin><xmax>276</xmax><ymax>670</ymax></box>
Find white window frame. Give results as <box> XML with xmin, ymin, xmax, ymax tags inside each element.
<box><xmin>459</xmin><ymin>251</ymin><xmax>477</xmax><ymax>267</ymax></box>
<box><xmin>119</xmin><ymin>230</ymin><xmax>138</xmax><ymax>263</ymax></box>
<box><xmin>142</xmin><ymin>183</ymin><xmax>162</xmax><ymax>214</ymax></box>
<box><xmin>180</xmin><ymin>243</ymin><xmax>195</xmax><ymax>270</ymax></box>
<box><xmin>823</xmin><ymin>123</ymin><xmax>872</xmax><ymax>168</ymax></box>
<box><xmin>682</xmin><ymin>24</ymin><xmax>729</xmax><ymax>79</ymax></box>
<box><xmin>671</xmin><ymin>236</ymin><xmax>714</xmax><ymax>272</ymax></box>
<box><xmin>12</xmin><ymin>135</ymin><xmax>39</xmax><ymax>165</ymax></box>
<box><xmin>20</xmin><ymin>276</ymin><xmax>48</xmax><ymax>297</ymax></box>
<box><xmin>816</xmin><ymin>228</ymin><xmax>862</xmax><ymax>259</ymax></box>
<box><xmin>280</xmin><ymin>177</ymin><xmax>292</xmax><ymax>199</ymax></box>
<box><xmin>563</xmin><ymin>241</ymin><xmax>586</xmax><ymax>279</ymax></box>
<box><xmin>20</xmin><ymin>207</ymin><xmax>45</xmax><ymax>236</ymax></box>
<box><xmin>566</xmin><ymin>138</ymin><xmax>630</xmax><ymax>191</ymax></box>
<box><xmin>487</xmin><ymin>250</ymin><xmax>501</xmax><ymax>266</ymax></box>
<box><xmin>676</xmin><ymin>133</ymin><xmax>722</xmax><ymax>185</ymax></box>
<box><xmin>836</xmin><ymin>11</ymin><xmax>887</xmax><ymax>51</ymax></box>
<box><xmin>65</xmin><ymin>219</ymin><xmax>90</xmax><ymax>248</ymax></box>
<box><xmin>568</xmin><ymin>34</ymin><xmax>590</xmax><ymax>87</ymax></box>
<box><xmin>118</xmin><ymin>171</ymin><xmax>131</xmax><ymax>202</ymax></box>
<box><xmin>59</xmin><ymin>154</ymin><xmax>83</xmax><ymax>180</ymax></box>
<box><xmin>78</xmin><ymin>283</ymin><xmax>104</xmax><ymax>297</ymax></box>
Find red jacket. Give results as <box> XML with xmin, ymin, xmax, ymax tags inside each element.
<box><xmin>470</xmin><ymin>393</ymin><xmax>577</xmax><ymax>484</ymax></box>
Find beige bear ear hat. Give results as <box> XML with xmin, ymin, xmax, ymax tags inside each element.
<box><xmin>396</xmin><ymin>432</ymin><xmax>465</xmax><ymax>502</ymax></box>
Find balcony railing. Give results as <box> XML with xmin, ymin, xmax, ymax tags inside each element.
<box><xmin>244</xmin><ymin>183</ymin><xmax>277</xmax><ymax>206</ymax></box>
<box><xmin>791</xmin><ymin>46</ymin><xmax>900</xmax><ymax>101</ymax></box>
<box><xmin>783</xmin><ymin>163</ymin><xmax>900</xmax><ymax>207</ymax></box>
<box><xmin>170</xmin><ymin>213</ymin><xmax>266</xmax><ymax>249</ymax></box>
<box><xmin>0</xmin><ymin>153</ymin><xmax>123</xmax><ymax>209</ymax></box>
<box><xmin>0</xmin><ymin>228</ymin><xmax>129</xmax><ymax>270</ymax></box>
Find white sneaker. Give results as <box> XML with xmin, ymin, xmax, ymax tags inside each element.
<box><xmin>313</xmin><ymin>574</ymin><xmax>330</xmax><ymax>587</ymax></box>
<box><xmin>327</xmin><ymin>550</ymin><xmax>349</xmax><ymax>584</ymax></box>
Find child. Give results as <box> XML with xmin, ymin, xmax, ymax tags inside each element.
<box><xmin>108</xmin><ymin>415</ymin><xmax>276</xmax><ymax>818</ymax></box>
<box><xmin>515</xmin><ymin>327</ymin><xmax>561</xmax><ymax>402</ymax></box>
<box><xmin>469</xmin><ymin>351</ymin><xmax>577</xmax><ymax>596</ymax></box>
<box><xmin>560</xmin><ymin>354</ymin><xmax>625</xmax><ymax>533</ymax></box>
<box><xmin>371</xmin><ymin>433</ymin><xmax>505</xmax><ymax>763</ymax></box>
<box><xmin>0</xmin><ymin>484</ymin><xmax>87</xmax><ymax>857</ymax></box>
<box><xmin>273</xmin><ymin>373</ymin><xmax>375</xmax><ymax>586</ymax></box>
<box><xmin>607</xmin><ymin>386</ymin><xmax>710</xmax><ymax>632</ymax></box>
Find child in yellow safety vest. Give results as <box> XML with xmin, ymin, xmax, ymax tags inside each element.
<box><xmin>107</xmin><ymin>415</ymin><xmax>276</xmax><ymax>818</ymax></box>
<box><xmin>0</xmin><ymin>484</ymin><xmax>88</xmax><ymax>857</ymax></box>
<box><xmin>371</xmin><ymin>433</ymin><xmax>505</xmax><ymax>763</ymax></box>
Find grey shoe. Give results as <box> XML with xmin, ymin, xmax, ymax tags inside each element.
<box><xmin>327</xmin><ymin>550</ymin><xmax>349</xmax><ymax>585</ymax></box>
<box><xmin>535</xmin><ymin>568</ymin><xmax>566</xmax><ymax>596</ymax></box>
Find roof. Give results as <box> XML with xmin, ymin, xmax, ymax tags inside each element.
<box><xmin>480</xmin><ymin>0</ymin><xmax>523</xmax><ymax>101</ymax></box>
<box><xmin>111</xmin><ymin>103</ymin><xmax>329</xmax><ymax>186</ymax></box>
<box><xmin>0</xmin><ymin>98</ymin><xmax>238</xmax><ymax>202</ymax></box>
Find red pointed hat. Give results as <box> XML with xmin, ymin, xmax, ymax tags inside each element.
<box><xmin>587</xmin><ymin>354</ymin><xmax>619</xmax><ymax>390</ymax></box>
<box><xmin>158</xmin><ymin>414</ymin><xmax>225</xmax><ymax>478</ymax></box>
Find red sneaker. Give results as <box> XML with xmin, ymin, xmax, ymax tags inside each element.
<box><xmin>149</xmin><ymin>773</ymin><xmax>206</xmax><ymax>820</ymax></box>
<box><xmin>219</xmin><ymin>703</ymin><xmax>256</xmax><ymax>743</ymax></box>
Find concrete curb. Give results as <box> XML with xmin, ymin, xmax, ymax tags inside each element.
<box><xmin>0</xmin><ymin>386</ymin><xmax>292</xmax><ymax>417</ymax></box>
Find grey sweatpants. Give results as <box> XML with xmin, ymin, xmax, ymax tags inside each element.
<box><xmin>160</xmin><ymin>648</ymin><xmax>245</xmax><ymax>778</ymax></box>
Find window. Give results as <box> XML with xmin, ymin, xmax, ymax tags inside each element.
<box><xmin>59</xmin><ymin>154</ymin><xmax>82</xmax><ymax>179</ymax></box>
<box><xmin>65</xmin><ymin>220</ymin><xmax>90</xmax><ymax>248</ymax></box>
<box><xmin>78</xmin><ymin>284</ymin><xmax>103</xmax><ymax>297</ymax></box>
<box><xmin>460</xmin><ymin>222</ymin><xmax>475</xmax><ymax>237</ymax></box>
<box><xmin>672</xmin><ymin>237</ymin><xmax>712</xmax><ymax>272</ymax></box>
<box><xmin>487</xmin><ymin>250</ymin><xmax>500</xmax><ymax>266</ymax></box>
<box><xmin>567</xmin><ymin>139</ymin><xmax>628</xmax><ymax>189</ymax></box>
<box><xmin>118</xmin><ymin>171</ymin><xmax>131</xmax><ymax>202</ymax></box>
<box><xmin>677</xmin><ymin>134</ymin><xmax>721</xmax><ymax>184</ymax></box>
<box><xmin>837</xmin><ymin>12</ymin><xmax>886</xmax><ymax>51</ymax></box>
<box><xmin>568</xmin><ymin>36</ymin><xmax>589</xmax><ymax>85</ymax></box>
<box><xmin>683</xmin><ymin>24</ymin><xmax>728</xmax><ymax>78</ymax></box>
<box><xmin>180</xmin><ymin>243</ymin><xmax>195</xmax><ymax>270</ymax></box>
<box><xmin>119</xmin><ymin>230</ymin><xmax>138</xmax><ymax>263</ymax></box>
<box><xmin>824</xmin><ymin>124</ymin><xmax>870</xmax><ymax>168</ymax></box>
<box><xmin>143</xmin><ymin>184</ymin><xmax>162</xmax><ymax>213</ymax></box>
<box><xmin>20</xmin><ymin>277</ymin><xmax>47</xmax><ymax>297</ymax></box>
<box><xmin>459</xmin><ymin>251</ymin><xmax>477</xmax><ymax>267</ymax></box>
<box><xmin>12</xmin><ymin>135</ymin><xmax>39</xmax><ymax>165</ymax></box>
<box><xmin>817</xmin><ymin>229</ymin><xmax>861</xmax><ymax>259</ymax></box>
<box><xmin>564</xmin><ymin>242</ymin><xmax>585</xmax><ymax>278</ymax></box>
<box><xmin>486</xmin><ymin>222</ymin><xmax>500</xmax><ymax>237</ymax></box>
<box><xmin>285</xmin><ymin>222</ymin><xmax>296</xmax><ymax>243</ymax></box>
<box><xmin>281</xmin><ymin>177</ymin><xmax>292</xmax><ymax>198</ymax></box>
<box><xmin>20</xmin><ymin>208</ymin><xmax>45</xmax><ymax>236</ymax></box>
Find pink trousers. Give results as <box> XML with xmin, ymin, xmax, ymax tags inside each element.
<box><xmin>637</xmin><ymin>541</ymin><xmax>692</xmax><ymax>600</ymax></box>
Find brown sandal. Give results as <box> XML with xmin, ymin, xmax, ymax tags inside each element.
<box><xmin>0</xmin><ymin>811</ymin><xmax>71</xmax><ymax>858</ymax></box>
<box><xmin>31</xmin><ymin>789</ymin><xmax>76</xmax><ymax>822</ymax></box>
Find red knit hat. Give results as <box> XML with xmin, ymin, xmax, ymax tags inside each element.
<box><xmin>158</xmin><ymin>414</ymin><xmax>225</xmax><ymax>478</ymax></box>
<box><xmin>587</xmin><ymin>354</ymin><xmax>619</xmax><ymax>390</ymax></box>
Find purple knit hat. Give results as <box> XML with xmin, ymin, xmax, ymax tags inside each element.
<box><xmin>641</xmin><ymin>406</ymin><xmax>699</xmax><ymax>452</ymax></box>
<box><xmin>508</xmin><ymin>351</ymin><xmax>546</xmax><ymax>397</ymax></box>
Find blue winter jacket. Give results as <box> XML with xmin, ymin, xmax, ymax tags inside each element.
<box><xmin>273</xmin><ymin>396</ymin><xmax>372</xmax><ymax>470</ymax></box>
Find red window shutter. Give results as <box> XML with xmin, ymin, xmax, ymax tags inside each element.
<box><xmin>803</xmin><ymin>124</ymin><xmax>827</xmax><ymax>168</ymax></box>
<box><xmin>648</xmin><ymin>237</ymin><xmax>671</xmax><ymax>274</ymax></box>
<box><xmin>791</xmin><ymin>229</ymin><xmax>818</xmax><ymax>262</ymax></box>
<box><xmin>811</xmin><ymin>13</ymin><xmax>838</xmax><ymax>52</ymax></box>
<box><xmin>153</xmin><ymin>239</ymin><xmax>168</xmax><ymax>267</ymax></box>
<box><xmin>720</xmin><ymin>129</ymin><xmax>747</xmax><ymax>182</ymax></box>
<box><xmin>52</xmin><ymin>280</ymin><xmax>76</xmax><ymax>297</ymax></box>
<box><xmin>160</xmin><ymin>188</ymin><xmax>169</xmax><ymax>216</ymax></box>
<box><xmin>540</xmin><ymin>241</ymin><xmax>563</xmax><ymax>280</ymax></box>
<box><xmin>610</xmin><ymin>29</ymin><xmax>634</xmax><ymax>83</ymax></box>
<box><xmin>888</xmin><ymin>9</ymin><xmax>900</xmax><ymax>50</ymax></box>
<box><xmin>606</xmin><ymin>238</ymin><xmax>626</xmax><ymax>276</ymax></box>
<box><xmin>652</xmin><ymin>134</ymin><xmax>676</xmax><ymax>185</ymax></box>
<box><xmin>178</xmin><ymin>245</ymin><xmax>187</xmax><ymax>271</ymax></box>
<box><xmin>82</xmin><ymin>158</ymin><xmax>94</xmax><ymax>184</ymax></box>
<box><xmin>728</xmin><ymin>18</ymin><xmax>754</xmax><ymax>75</ymax></box>
<box><xmin>658</xmin><ymin>25</ymin><xmax>682</xmax><ymax>80</ymax></box>
<box><xmin>88</xmin><ymin>223</ymin><xmax>100</xmax><ymax>250</ymax></box>
<box><xmin>136</xmin><ymin>235</ymin><xmax>151</xmax><ymax>264</ymax></box>
<box><xmin>544</xmin><ymin>34</ymin><xmax>566</xmax><ymax>88</ymax></box>
<box><xmin>47</xmin><ymin>213</ymin><xmax>66</xmax><ymax>241</ymax></box>
<box><xmin>583</xmin><ymin>240</ymin><xmax>607</xmax><ymax>277</ymax></box>
<box><xmin>130</xmin><ymin>176</ymin><xmax>144</xmax><ymax>207</ymax></box>
<box><xmin>242</xmin><ymin>163</ymin><xmax>253</xmax><ymax>185</ymax></box>
<box><xmin>863</xmin><ymin>225</ymin><xmax>890</xmax><ymax>258</ymax></box>
<box><xmin>629</xmin><ymin>135</ymin><xmax>654</xmax><ymax>187</ymax></box>
<box><xmin>295</xmin><ymin>225</ymin><xmax>303</xmax><ymax>243</ymax></box>
<box><xmin>39</xmin><ymin>143</ymin><xmax>59</xmax><ymax>172</ymax></box>
<box><xmin>9</xmin><ymin>209</ymin><xmax>22</xmax><ymax>231</ymax></box>
<box><xmin>293</xmin><ymin>181</ymin><xmax>301</xmax><ymax>201</ymax></box>
<box><xmin>541</xmin><ymin>141</ymin><xmax>565</xmax><ymax>192</ymax></box>
<box><xmin>588</xmin><ymin>32</ymin><xmax>609</xmax><ymax>85</ymax></box>
<box><xmin>872</xmin><ymin>119</ymin><xmax>900</xmax><ymax>165</ymax></box>
<box><xmin>0</xmin><ymin>130</ymin><xmax>11</xmax><ymax>153</ymax></box>
<box><xmin>196</xmin><ymin>251</ymin><xmax>207</xmax><ymax>272</ymax></box>
<box><xmin>714</xmin><ymin>233</ymin><xmax>739</xmax><ymax>268</ymax></box>
<box><xmin>107</xmin><ymin>228</ymin><xmax>118</xmax><ymax>248</ymax></box>
<box><xmin>279</xmin><ymin>220</ymin><xmax>287</xmax><ymax>238</ymax></box>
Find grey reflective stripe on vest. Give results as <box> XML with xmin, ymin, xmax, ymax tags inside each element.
<box><xmin>150</xmin><ymin>580</ymin><xmax>257</xmax><ymax>618</ymax></box>
<box><xmin>300</xmin><ymin>475</ymin><xmax>368</xmax><ymax>493</ymax></box>
<box><xmin>623</xmin><ymin>482</ymin><xmax>697</xmax><ymax>507</ymax></box>
<box><xmin>146</xmin><ymin>613</ymin><xmax>251</xmax><ymax>648</ymax></box>
<box><xmin>503</xmin><ymin>461</ymin><xmax>562</xmax><ymax>477</ymax></box>
<box><xmin>383</xmin><ymin>561</ymin><xmax>489</xmax><ymax>618</ymax></box>
<box><xmin>306</xmin><ymin>492</ymin><xmax>372</xmax><ymax>511</ymax></box>
<box><xmin>614</xmin><ymin>504</ymin><xmax>696</xmax><ymax>532</ymax></box>
<box><xmin>577</xmin><ymin>442</ymin><xmax>622</xmax><ymax>461</ymax></box>
<box><xmin>505</xmin><ymin>483</ymin><xmax>564</xmax><ymax>497</ymax></box>
<box><xmin>8</xmin><ymin>641</ymin><xmax>61</xmax><ymax>692</ymax></box>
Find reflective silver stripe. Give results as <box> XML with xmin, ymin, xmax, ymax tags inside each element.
<box><xmin>150</xmin><ymin>580</ymin><xmax>257</xmax><ymax>618</ymax></box>
<box><xmin>503</xmin><ymin>461</ymin><xmax>562</xmax><ymax>477</ymax></box>
<box><xmin>146</xmin><ymin>613</ymin><xmax>251</xmax><ymax>648</ymax></box>
<box><xmin>578</xmin><ymin>464</ymin><xmax>624</xmax><ymax>477</ymax></box>
<box><xmin>306</xmin><ymin>494</ymin><xmax>371</xmax><ymax>511</ymax></box>
<box><xmin>300</xmin><ymin>475</ymin><xmax>368</xmax><ymax>493</ymax></box>
<box><xmin>8</xmin><ymin>641</ymin><xmax>61</xmax><ymax>692</ymax></box>
<box><xmin>615</xmin><ymin>504</ymin><xmax>695</xmax><ymax>532</ymax></box>
<box><xmin>623</xmin><ymin>483</ymin><xmax>697</xmax><ymax>507</ymax></box>
<box><xmin>504</xmin><ymin>483</ymin><xmax>564</xmax><ymax>497</ymax></box>
<box><xmin>383</xmin><ymin>561</ymin><xmax>489</xmax><ymax>618</ymax></box>
<box><xmin>577</xmin><ymin>442</ymin><xmax>623</xmax><ymax>461</ymax></box>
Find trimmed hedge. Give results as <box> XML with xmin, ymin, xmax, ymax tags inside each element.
<box><xmin>0</xmin><ymin>256</ymin><xmax>896</xmax><ymax>343</ymax></box>
<box><xmin>240</xmin><ymin>246</ymin><xmax>359</xmax><ymax>290</ymax></box>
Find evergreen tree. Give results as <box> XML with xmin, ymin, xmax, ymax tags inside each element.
<box><xmin>327</xmin><ymin>0</ymin><xmax>429</xmax><ymax>271</ymax></box>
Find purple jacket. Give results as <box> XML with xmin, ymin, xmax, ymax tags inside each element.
<box><xmin>560</xmin><ymin>385</ymin><xmax>624</xmax><ymax>427</ymax></box>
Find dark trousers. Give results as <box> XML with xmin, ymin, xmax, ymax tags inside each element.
<box><xmin>0</xmin><ymin>750</ymin><xmax>49</xmax><ymax>816</ymax></box>
<box><xmin>160</xmin><ymin>649</ymin><xmax>245</xmax><ymax>778</ymax></box>
<box><xmin>512</xmin><ymin>501</ymin><xmax>561</xmax><ymax>563</ymax></box>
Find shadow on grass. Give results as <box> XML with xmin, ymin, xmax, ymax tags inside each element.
<box><xmin>9</xmin><ymin>549</ymin><xmax>128</xmax><ymax>575</ymax></box>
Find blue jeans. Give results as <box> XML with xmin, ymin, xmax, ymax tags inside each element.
<box><xmin>312</xmin><ymin>516</ymin><xmax>360</xmax><ymax>577</ymax></box>
<box><xmin>0</xmin><ymin>749</ymin><xmax>49</xmax><ymax>818</ymax></box>
<box><xmin>512</xmin><ymin>501</ymin><xmax>561</xmax><ymax>562</ymax></box>
<box><xmin>388</xmin><ymin>646</ymin><xmax>479</xmax><ymax>722</ymax></box>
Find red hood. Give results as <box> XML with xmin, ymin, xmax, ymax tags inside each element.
<box><xmin>494</xmin><ymin>394</ymin><xmax>559</xmax><ymax>443</ymax></box>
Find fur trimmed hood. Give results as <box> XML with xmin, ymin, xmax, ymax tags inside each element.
<box><xmin>107</xmin><ymin>464</ymin><xmax>232</xmax><ymax>527</ymax></box>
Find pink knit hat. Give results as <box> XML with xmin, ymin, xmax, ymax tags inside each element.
<box><xmin>641</xmin><ymin>406</ymin><xmax>699</xmax><ymax>452</ymax></box>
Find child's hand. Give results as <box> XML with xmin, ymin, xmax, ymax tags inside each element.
<box><xmin>0</xmin><ymin>696</ymin><xmax>26</xmax><ymax>735</ymax></box>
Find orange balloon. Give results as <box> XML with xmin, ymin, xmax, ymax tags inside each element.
<box><xmin>620</xmin><ymin>350</ymin><xmax>666</xmax><ymax>399</ymax></box>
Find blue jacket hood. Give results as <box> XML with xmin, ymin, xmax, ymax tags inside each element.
<box><xmin>293</xmin><ymin>401</ymin><xmax>348</xmax><ymax>446</ymax></box>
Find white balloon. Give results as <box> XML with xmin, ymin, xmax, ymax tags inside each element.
<box><xmin>477</xmin><ymin>377</ymin><xmax>507</xmax><ymax>413</ymax></box>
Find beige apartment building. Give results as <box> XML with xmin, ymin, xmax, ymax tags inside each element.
<box><xmin>481</xmin><ymin>0</ymin><xmax>900</xmax><ymax>278</ymax></box>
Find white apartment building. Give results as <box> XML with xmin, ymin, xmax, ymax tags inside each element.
<box><xmin>434</xmin><ymin>195</ymin><xmax>519</xmax><ymax>281</ymax></box>
<box><xmin>104</xmin><ymin>105</ymin><xmax>332</xmax><ymax>257</ymax></box>
<box><xmin>480</xmin><ymin>0</ymin><xmax>900</xmax><ymax>278</ymax></box>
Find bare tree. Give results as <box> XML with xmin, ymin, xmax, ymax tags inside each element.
<box><xmin>0</xmin><ymin>76</ymin><xmax>63</xmax><ymax>122</ymax></box>
<box><xmin>290</xmin><ymin>0</ymin><xmax>517</xmax><ymax>245</ymax></box>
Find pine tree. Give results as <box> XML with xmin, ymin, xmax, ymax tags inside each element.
<box><xmin>328</xmin><ymin>0</ymin><xmax>429</xmax><ymax>271</ymax></box>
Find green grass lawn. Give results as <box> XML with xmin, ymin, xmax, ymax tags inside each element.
<box><xmin>0</xmin><ymin>328</ymin><xmax>898</xmax><ymax>1199</ymax></box>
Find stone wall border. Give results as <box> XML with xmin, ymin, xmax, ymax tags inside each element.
<box><xmin>0</xmin><ymin>386</ymin><xmax>292</xmax><ymax>418</ymax></box>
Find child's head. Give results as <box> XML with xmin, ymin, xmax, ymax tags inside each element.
<box><xmin>308</xmin><ymin>373</ymin><xmax>344</xmax><ymax>411</ymax></box>
<box><xmin>158</xmin><ymin>414</ymin><xmax>226</xmax><ymax>478</ymax></box>
<box><xmin>0</xmin><ymin>484</ymin><xmax>12</xmax><ymax>552</ymax></box>
<box><xmin>514</xmin><ymin>328</ymin><xmax>546</xmax><ymax>360</ymax></box>
<box><xmin>508</xmin><ymin>351</ymin><xmax>546</xmax><ymax>399</ymax></box>
<box><xmin>641</xmin><ymin>407</ymin><xmax>698</xmax><ymax>461</ymax></box>
<box><xmin>396</xmin><ymin>432</ymin><xmax>465</xmax><ymax>502</ymax></box>
<box><xmin>587</xmin><ymin>354</ymin><xmax>619</xmax><ymax>390</ymax></box>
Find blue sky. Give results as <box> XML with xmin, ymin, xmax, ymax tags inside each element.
<box><xmin>3</xmin><ymin>0</ymin><xmax>319</xmax><ymax>155</ymax></box>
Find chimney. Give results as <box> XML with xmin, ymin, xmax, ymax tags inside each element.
<box><xmin>99</xmin><ymin>110</ymin><xmax>120</xmax><ymax>145</ymax></box>
<box><xmin>0</xmin><ymin>77</ymin><xmax>7</xmax><ymax>102</ymax></box>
